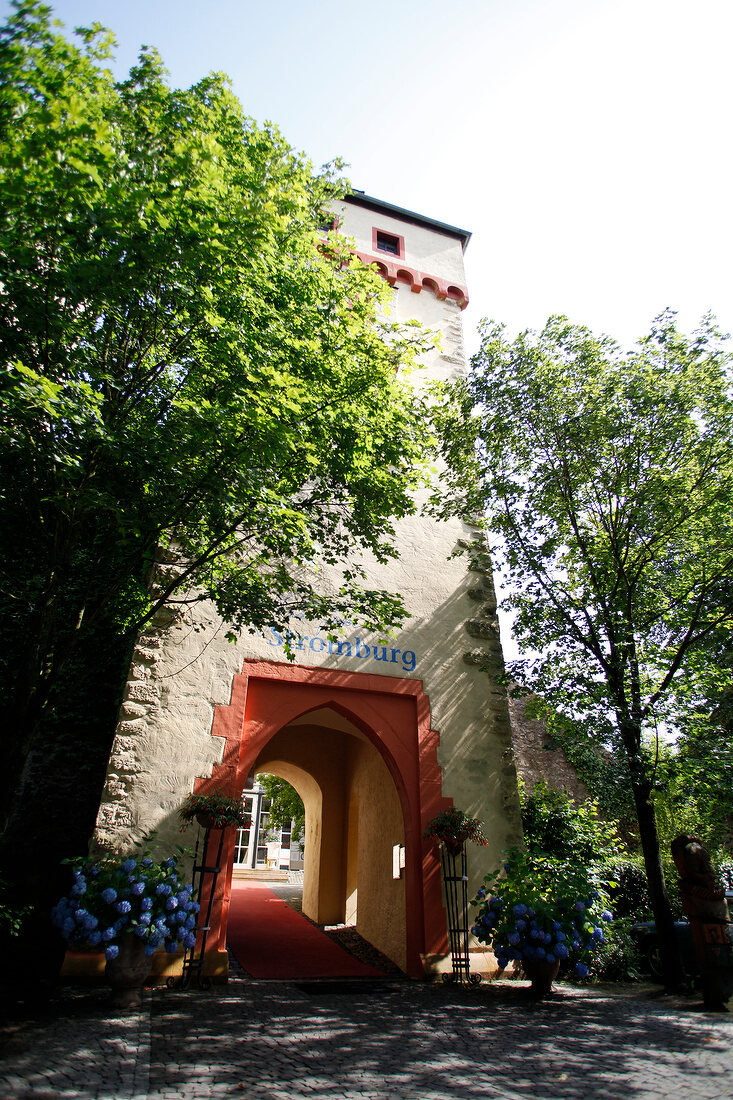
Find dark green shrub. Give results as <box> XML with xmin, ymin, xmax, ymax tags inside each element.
<box><xmin>584</xmin><ymin>924</ymin><xmax>644</xmax><ymax>982</ymax></box>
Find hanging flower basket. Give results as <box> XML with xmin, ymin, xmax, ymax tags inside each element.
<box><xmin>178</xmin><ymin>791</ymin><xmax>250</xmax><ymax>832</ymax></box>
<box><xmin>423</xmin><ymin>808</ymin><xmax>488</xmax><ymax>856</ymax></box>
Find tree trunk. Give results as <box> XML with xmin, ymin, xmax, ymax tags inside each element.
<box><xmin>631</xmin><ymin>778</ymin><xmax>685</xmax><ymax>990</ymax></box>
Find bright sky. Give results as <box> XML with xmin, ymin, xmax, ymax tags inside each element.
<box><xmin>4</xmin><ymin>0</ymin><xmax>731</xmax><ymax>356</ymax></box>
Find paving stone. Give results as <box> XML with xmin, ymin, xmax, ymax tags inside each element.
<box><xmin>2</xmin><ymin>979</ymin><xmax>733</xmax><ymax>1098</ymax></box>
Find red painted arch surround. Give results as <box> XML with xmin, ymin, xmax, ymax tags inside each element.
<box><xmin>193</xmin><ymin>659</ymin><xmax>451</xmax><ymax>978</ymax></box>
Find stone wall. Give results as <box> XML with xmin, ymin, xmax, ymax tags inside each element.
<box><xmin>507</xmin><ymin>693</ymin><xmax>590</xmax><ymax>803</ymax></box>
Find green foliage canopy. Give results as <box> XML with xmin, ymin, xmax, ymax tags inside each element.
<box><xmin>0</xmin><ymin>2</ymin><xmax>434</xmax><ymax>824</ymax></box>
<box><xmin>436</xmin><ymin>310</ymin><xmax>733</xmax><ymax>986</ymax></box>
<box><xmin>520</xmin><ymin>780</ymin><xmax>623</xmax><ymax>866</ymax></box>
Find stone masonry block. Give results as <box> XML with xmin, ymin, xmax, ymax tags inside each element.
<box><xmin>119</xmin><ymin>701</ymin><xmax>148</xmax><ymax>720</ymax></box>
<box><xmin>125</xmin><ymin>681</ymin><xmax>161</xmax><ymax>703</ymax></box>
<box><xmin>115</xmin><ymin>720</ymin><xmax>147</xmax><ymax>738</ymax></box>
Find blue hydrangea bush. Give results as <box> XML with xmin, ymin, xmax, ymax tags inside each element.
<box><xmin>471</xmin><ymin>847</ymin><xmax>613</xmax><ymax>979</ymax></box>
<box><xmin>52</xmin><ymin>853</ymin><xmax>200</xmax><ymax>962</ymax></box>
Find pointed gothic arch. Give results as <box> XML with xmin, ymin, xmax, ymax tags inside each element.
<box><xmin>192</xmin><ymin>659</ymin><xmax>451</xmax><ymax>978</ymax></box>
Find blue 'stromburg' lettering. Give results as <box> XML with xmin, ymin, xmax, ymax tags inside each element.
<box><xmin>266</xmin><ymin>628</ymin><xmax>417</xmax><ymax>672</ymax></box>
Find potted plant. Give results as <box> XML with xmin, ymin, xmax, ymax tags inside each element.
<box><xmin>52</xmin><ymin>852</ymin><xmax>200</xmax><ymax>1007</ymax></box>
<box><xmin>178</xmin><ymin>790</ymin><xmax>250</xmax><ymax>832</ymax></box>
<box><xmin>423</xmin><ymin>808</ymin><xmax>488</xmax><ymax>856</ymax></box>
<box><xmin>472</xmin><ymin>847</ymin><xmax>613</xmax><ymax>998</ymax></box>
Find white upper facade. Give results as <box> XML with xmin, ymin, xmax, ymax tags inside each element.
<box><xmin>333</xmin><ymin>192</ymin><xmax>470</xmax><ymax>311</ymax></box>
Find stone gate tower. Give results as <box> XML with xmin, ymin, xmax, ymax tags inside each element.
<box><xmin>92</xmin><ymin>192</ymin><xmax>523</xmax><ymax>979</ymax></box>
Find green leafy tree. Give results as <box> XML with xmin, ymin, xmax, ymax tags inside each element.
<box><xmin>520</xmin><ymin>780</ymin><xmax>623</xmax><ymax>866</ymax></box>
<box><xmin>436</xmin><ymin>311</ymin><xmax>733</xmax><ymax>988</ymax></box>
<box><xmin>258</xmin><ymin>774</ymin><xmax>305</xmax><ymax>843</ymax></box>
<box><xmin>0</xmin><ymin>2</ymin><xmax>433</xmax><ymax>980</ymax></box>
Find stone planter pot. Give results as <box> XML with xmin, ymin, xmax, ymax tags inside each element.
<box><xmin>105</xmin><ymin>934</ymin><xmax>151</xmax><ymax>1009</ymax></box>
<box><xmin>521</xmin><ymin>958</ymin><xmax>561</xmax><ymax>999</ymax></box>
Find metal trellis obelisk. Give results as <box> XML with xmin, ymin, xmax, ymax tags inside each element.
<box><xmin>440</xmin><ymin>843</ymin><xmax>481</xmax><ymax>984</ymax></box>
<box><xmin>169</xmin><ymin>820</ymin><xmax>225</xmax><ymax>991</ymax></box>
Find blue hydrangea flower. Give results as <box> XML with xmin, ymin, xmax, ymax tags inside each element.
<box><xmin>102</xmin><ymin>927</ymin><xmax>116</xmax><ymax>941</ymax></box>
<box><xmin>134</xmin><ymin>924</ymin><xmax>148</xmax><ymax>938</ymax></box>
<box><xmin>546</xmin><ymin>953</ymin><xmax>556</xmax><ymax>963</ymax></box>
<box><xmin>183</xmin><ymin>932</ymin><xmax>197</xmax><ymax>949</ymax></box>
<box><xmin>573</xmin><ymin>901</ymin><xmax>585</xmax><ymax>912</ymax></box>
<box><xmin>156</xmin><ymin>883</ymin><xmax>172</xmax><ymax>897</ymax></box>
<box><xmin>165</xmin><ymin>897</ymin><xmax>178</xmax><ymax>911</ymax></box>
<box><xmin>513</xmin><ymin>903</ymin><xmax>527</xmax><ymax>917</ymax></box>
<box><xmin>116</xmin><ymin>900</ymin><xmax>132</xmax><ymax>915</ymax></box>
<box><xmin>592</xmin><ymin>927</ymin><xmax>604</xmax><ymax>942</ymax></box>
<box><xmin>164</xmin><ymin>857</ymin><xmax>177</xmax><ymax>869</ymax></box>
<box><xmin>515</xmin><ymin>919</ymin><xmax>526</xmax><ymax>932</ymax></box>
<box><xmin>144</xmin><ymin>944</ymin><xmax>156</xmax><ymax>956</ymax></box>
<box><xmin>141</xmin><ymin>857</ymin><xmax>154</xmax><ymax>868</ymax></box>
<box><xmin>575</xmin><ymin>962</ymin><xmax>589</xmax><ymax>978</ymax></box>
<box><xmin>555</xmin><ymin>930</ymin><xmax>566</xmax><ymax>941</ymax></box>
<box><xmin>70</xmin><ymin>881</ymin><xmax>86</xmax><ymax>897</ymax></box>
<box><xmin>139</xmin><ymin>913</ymin><xmax>151</xmax><ymax>926</ymax></box>
<box><xmin>601</xmin><ymin>910</ymin><xmax>613</xmax><ymax>922</ymax></box>
<box><xmin>121</xmin><ymin>859</ymin><xmax>136</xmax><ymax>873</ymax></box>
<box><xmin>88</xmin><ymin>931</ymin><xmax>102</xmax><ymax>946</ymax></box>
<box><xmin>131</xmin><ymin>881</ymin><xmax>146</xmax><ymax>896</ymax></box>
<box><xmin>140</xmin><ymin>897</ymin><xmax>153</xmax><ymax>911</ymax></box>
<box><xmin>101</xmin><ymin>888</ymin><xmax>117</xmax><ymax>904</ymax></box>
<box><xmin>508</xmin><ymin>932</ymin><xmax>520</xmax><ymax>946</ymax></box>
<box><xmin>476</xmin><ymin>887</ymin><xmax>486</xmax><ymax>899</ymax></box>
<box><xmin>105</xmin><ymin>944</ymin><xmax>120</xmax><ymax>960</ymax></box>
<box><xmin>555</xmin><ymin>944</ymin><xmax>569</xmax><ymax>958</ymax></box>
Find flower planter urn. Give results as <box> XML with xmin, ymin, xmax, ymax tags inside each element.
<box><xmin>521</xmin><ymin>958</ymin><xmax>561</xmax><ymax>999</ymax></box>
<box><xmin>105</xmin><ymin>934</ymin><xmax>151</xmax><ymax>1009</ymax></box>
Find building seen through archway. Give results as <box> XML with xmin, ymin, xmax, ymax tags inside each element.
<box><xmin>233</xmin><ymin>775</ymin><xmax>304</xmax><ymax>874</ymax></box>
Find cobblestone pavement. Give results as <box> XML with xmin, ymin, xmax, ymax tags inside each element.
<box><xmin>2</xmin><ymin>978</ymin><xmax>732</xmax><ymax>1100</ymax></box>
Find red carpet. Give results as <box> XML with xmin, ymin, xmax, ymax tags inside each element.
<box><xmin>226</xmin><ymin>880</ymin><xmax>384</xmax><ymax>979</ymax></box>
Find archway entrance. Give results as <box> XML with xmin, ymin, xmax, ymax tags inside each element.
<box><xmin>194</xmin><ymin>660</ymin><xmax>450</xmax><ymax>980</ymax></box>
